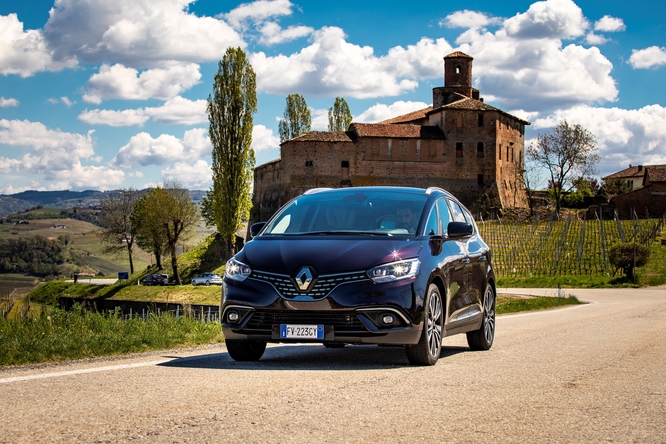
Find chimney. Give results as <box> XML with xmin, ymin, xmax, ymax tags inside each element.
<box><xmin>638</xmin><ymin>165</ymin><xmax>643</xmax><ymax>172</ymax></box>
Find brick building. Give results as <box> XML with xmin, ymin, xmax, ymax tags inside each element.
<box><xmin>251</xmin><ymin>52</ymin><xmax>530</xmax><ymax>224</ymax></box>
<box><xmin>606</xmin><ymin>164</ymin><xmax>666</xmax><ymax>218</ymax></box>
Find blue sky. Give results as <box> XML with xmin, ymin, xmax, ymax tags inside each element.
<box><xmin>1</xmin><ymin>0</ymin><xmax>665</xmax><ymax>193</ymax></box>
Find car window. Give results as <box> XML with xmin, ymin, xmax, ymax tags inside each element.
<box><xmin>436</xmin><ymin>199</ymin><xmax>452</xmax><ymax>236</ymax></box>
<box><xmin>424</xmin><ymin>205</ymin><xmax>439</xmax><ymax>236</ymax></box>
<box><xmin>449</xmin><ymin>200</ymin><xmax>468</xmax><ymax>223</ymax></box>
<box><xmin>262</xmin><ymin>190</ymin><xmax>428</xmax><ymax>235</ymax></box>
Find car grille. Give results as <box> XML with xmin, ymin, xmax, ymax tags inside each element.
<box><xmin>244</xmin><ymin>310</ymin><xmax>367</xmax><ymax>332</ymax></box>
<box><xmin>250</xmin><ymin>270</ymin><xmax>369</xmax><ymax>300</ymax></box>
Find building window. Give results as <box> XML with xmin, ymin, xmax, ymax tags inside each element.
<box><xmin>456</xmin><ymin>142</ymin><xmax>463</xmax><ymax>157</ymax></box>
<box><xmin>478</xmin><ymin>174</ymin><xmax>484</xmax><ymax>186</ymax></box>
<box><xmin>478</xmin><ymin>114</ymin><xmax>484</xmax><ymax>127</ymax></box>
<box><xmin>305</xmin><ymin>160</ymin><xmax>313</xmax><ymax>167</ymax></box>
<box><xmin>341</xmin><ymin>160</ymin><xmax>349</xmax><ymax>168</ymax></box>
<box><xmin>477</xmin><ymin>142</ymin><xmax>484</xmax><ymax>158</ymax></box>
<box><xmin>627</xmin><ymin>180</ymin><xmax>633</xmax><ymax>188</ymax></box>
<box><xmin>506</xmin><ymin>146</ymin><xmax>510</xmax><ymax>162</ymax></box>
<box><xmin>499</xmin><ymin>144</ymin><xmax>502</xmax><ymax>160</ymax></box>
<box><xmin>456</xmin><ymin>64</ymin><xmax>461</xmax><ymax>74</ymax></box>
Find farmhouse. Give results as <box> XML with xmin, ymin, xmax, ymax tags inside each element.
<box><xmin>251</xmin><ymin>52</ymin><xmax>530</xmax><ymax>224</ymax></box>
<box><xmin>605</xmin><ymin>164</ymin><xmax>666</xmax><ymax>218</ymax></box>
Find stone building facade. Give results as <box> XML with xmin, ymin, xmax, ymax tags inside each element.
<box><xmin>251</xmin><ymin>52</ymin><xmax>530</xmax><ymax>224</ymax></box>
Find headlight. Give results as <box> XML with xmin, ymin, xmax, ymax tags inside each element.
<box><xmin>225</xmin><ymin>258</ymin><xmax>252</xmax><ymax>282</ymax></box>
<box><xmin>368</xmin><ymin>258</ymin><xmax>420</xmax><ymax>283</ymax></box>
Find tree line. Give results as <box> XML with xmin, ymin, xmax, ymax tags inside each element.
<box><xmin>0</xmin><ymin>235</ymin><xmax>80</xmax><ymax>277</ymax></box>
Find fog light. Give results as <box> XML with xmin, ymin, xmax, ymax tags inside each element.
<box><xmin>227</xmin><ymin>310</ymin><xmax>239</xmax><ymax>323</ymax></box>
<box><xmin>382</xmin><ymin>314</ymin><xmax>394</xmax><ymax>325</ymax></box>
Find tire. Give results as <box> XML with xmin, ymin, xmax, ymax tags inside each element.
<box><xmin>406</xmin><ymin>283</ymin><xmax>444</xmax><ymax>366</ymax></box>
<box><xmin>192</xmin><ymin>282</ymin><xmax>197</xmax><ymax>286</ymax></box>
<box><xmin>323</xmin><ymin>343</ymin><xmax>345</xmax><ymax>348</ymax></box>
<box><xmin>205</xmin><ymin>281</ymin><xmax>210</xmax><ymax>286</ymax></box>
<box><xmin>226</xmin><ymin>340</ymin><xmax>267</xmax><ymax>361</ymax></box>
<box><xmin>466</xmin><ymin>283</ymin><xmax>496</xmax><ymax>351</ymax></box>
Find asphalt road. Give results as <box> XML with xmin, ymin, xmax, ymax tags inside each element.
<box><xmin>1</xmin><ymin>287</ymin><xmax>665</xmax><ymax>443</ymax></box>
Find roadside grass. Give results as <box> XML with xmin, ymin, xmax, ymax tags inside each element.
<box><xmin>496</xmin><ymin>294</ymin><xmax>582</xmax><ymax>314</ymax></box>
<box><xmin>0</xmin><ymin>304</ymin><xmax>223</xmax><ymax>367</ymax></box>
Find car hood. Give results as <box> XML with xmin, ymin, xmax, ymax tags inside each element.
<box><xmin>239</xmin><ymin>236</ymin><xmax>422</xmax><ymax>274</ymax></box>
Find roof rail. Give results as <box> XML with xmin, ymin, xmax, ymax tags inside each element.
<box><xmin>303</xmin><ymin>188</ymin><xmax>334</xmax><ymax>195</ymax></box>
<box><xmin>425</xmin><ymin>186</ymin><xmax>447</xmax><ymax>195</ymax></box>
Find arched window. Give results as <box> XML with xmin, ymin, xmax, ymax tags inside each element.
<box><xmin>455</xmin><ymin>64</ymin><xmax>461</xmax><ymax>74</ymax></box>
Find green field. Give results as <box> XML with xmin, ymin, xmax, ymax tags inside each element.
<box><xmin>1</xmin><ymin>208</ymin><xmax>217</xmax><ymax>279</ymax></box>
<box><xmin>478</xmin><ymin>214</ymin><xmax>666</xmax><ymax>286</ymax></box>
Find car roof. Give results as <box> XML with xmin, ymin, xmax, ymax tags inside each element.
<box><xmin>302</xmin><ymin>185</ymin><xmax>454</xmax><ymax>199</ymax></box>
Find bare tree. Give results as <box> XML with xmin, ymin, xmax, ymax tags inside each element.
<box><xmin>526</xmin><ymin>120</ymin><xmax>599</xmax><ymax>213</ymax></box>
<box><xmin>99</xmin><ymin>188</ymin><xmax>141</xmax><ymax>274</ymax></box>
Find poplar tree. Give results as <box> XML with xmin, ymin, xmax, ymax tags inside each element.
<box><xmin>328</xmin><ymin>97</ymin><xmax>352</xmax><ymax>132</ymax></box>
<box><xmin>207</xmin><ymin>47</ymin><xmax>257</xmax><ymax>259</ymax></box>
<box><xmin>278</xmin><ymin>93</ymin><xmax>311</xmax><ymax>142</ymax></box>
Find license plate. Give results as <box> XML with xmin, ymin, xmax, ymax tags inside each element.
<box><xmin>280</xmin><ymin>324</ymin><xmax>324</xmax><ymax>339</ymax></box>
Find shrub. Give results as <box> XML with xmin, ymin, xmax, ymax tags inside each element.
<box><xmin>608</xmin><ymin>242</ymin><xmax>651</xmax><ymax>279</ymax></box>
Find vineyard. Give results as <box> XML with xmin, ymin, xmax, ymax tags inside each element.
<box><xmin>478</xmin><ymin>211</ymin><xmax>665</xmax><ymax>279</ymax></box>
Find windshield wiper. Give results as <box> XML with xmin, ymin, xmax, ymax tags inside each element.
<box><xmin>295</xmin><ymin>231</ymin><xmax>393</xmax><ymax>236</ymax></box>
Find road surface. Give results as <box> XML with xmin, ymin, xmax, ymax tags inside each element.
<box><xmin>1</xmin><ymin>287</ymin><xmax>665</xmax><ymax>443</ymax></box>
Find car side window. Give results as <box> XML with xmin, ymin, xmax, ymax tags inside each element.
<box><xmin>436</xmin><ymin>200</ymin><xmax>451</xmax><ymax>236</ymax></box>
<box><xmin>424</xmin><ymin>205</ymin><xmax>439</xmax><ymax>236</ymax></box>
<box><xmin>449</xmin><ymin>200</ymin><xmax>467</xmax><ymax>223</ymax></box>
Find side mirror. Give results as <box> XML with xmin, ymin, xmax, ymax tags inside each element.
<box><xmin>447</xmin><ymin>221</ymin><xmax>473</xmax><ymax>238</ymax></box>
<box><xmin>250</xmin><ymin>222</ymin><xmax>267</xmax><ymax>238</ymax></box>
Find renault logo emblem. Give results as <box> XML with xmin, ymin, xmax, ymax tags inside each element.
<box><xmin>294</xmin><ymin>267</ymin><xmax>313</xmax><ymax>291</ymax></box>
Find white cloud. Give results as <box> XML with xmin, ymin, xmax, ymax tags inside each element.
<box><xmin>311</xmin><ymin>109</ymin><xmax>328</xmax><ymax>130</ymax></box>
<box><xmin>449</xmin><ymin>2</ymin><xmax>617</xmax><ymax>112</ymax></box>
<box><xmin>504</xmin><ymin>0</ymin><xmax>588</xmax><ymax>40</ymax></box>
<box><xmin>441</xmin><ymin>10</ymin><xmax>501</xmax><ymax>29</ymax></box>
<box><xmin>78</xmin><ymin>96</ymin><xmax>207</xmax><ymax>127</ymax></box>
<box><xmin>531</xmin><ymin>105</ymin><xmax>666</xmax><ymax>176</ymax></box>
<box><xmin>594</xmin><ymin>15</ymin><xmax>625</xmax><ymax>32</ymax></box>
<box><xmin>585</xmin><ymin>33</ymin><xmax>609</xmax><ymax>45</ymax></box>
<box><xmin>78</xmin><ymin>109</ymin><xmax>150</xmax><ymax>127</ymax></box>
<box><xmin>0</xmin><ymin>119</ymin><xmax>125</xmax><ymax>189</ymax></box>
<box><xmin>83</xmin><ymin>63</ymin><xmax>201</xmax><ymax>104</ymax></box>
<box><xmin>252</xmin><ymin>124</ymin><xmax>280</xmax><ymax>151</ymax></box>
<box><xmin>0</xmin><ymin>13</ymin><xmax>76</xmax><ymax>77</ymax></box>
<box><xmin>0</xmin><ymin>97</ymin><xmax>19</xmax><ymax>107</ymax></box>
<box><xmin>144</xmin><ymin>96</ymin><xmax>207</xmax><ymax>125</ymax></box>
<box><xmin>258</xmin><ymin>22</ymin><xmax>313</xmax><ymax>45</ymax></box>
<box><xmin>43</xmin><ymin>0</ymin><xmax>244</xmax><ymax>68</ymax></box>
<box><xmin>355</xmin><ymin>101</ymin><xmax>430</xmax><ymax>123</ymax></box>
<box><xmin>112</xmin><ymin>128</ymin><xmax>211</xmax><ymax>167</ymax></box>
<box><xmin>161</xmin><ymin>159</ymin><xmax>212</xmax><ymax>189</ymax></box>
<box><xmin>628</xmin><ymin>46</ymin><xmax>666</xmax><ymax>69</ymax></box>
<box><xmin>223</xmin><ymin>0</ymin><xmax>294</xmax><ymax>29</ymax></box>
<box><xmin>61</xmin><ymin>97</ymin><xmax>76</xmax><ymax>107</ymax></box>
<box><xmin>251</xmin><ymin>27</ymin><xmax>448</xmax><ymax>98</ymax></box>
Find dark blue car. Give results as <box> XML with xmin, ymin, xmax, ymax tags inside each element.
<box><xmin>222</xmin><ymin>186</ymin><xmax>495</xmax><ymax>365</ymax></box>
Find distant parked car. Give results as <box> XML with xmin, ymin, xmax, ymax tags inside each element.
<box><xmin>141</xmin><ymin>274</ymin><xmax>168</xmax><ymax>286</ymax></box>
<box><xmin>191</xmin><ymin>272</ymin><xmax>223</xmax><ymax>286</ymax></box>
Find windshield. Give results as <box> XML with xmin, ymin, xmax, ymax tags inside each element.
<box><xmin>262</xmin><ymin>189</ymin><xmax>428</xmax><ymax>235</ymax></box>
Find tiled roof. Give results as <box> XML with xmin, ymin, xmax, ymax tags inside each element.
<box><xmin>288</xmin><ymin>131</ymin><xmax>354</xmax><ymax>143</ymax></box>
<box><xmin>646</xmin><ymin>165</ymin><xmax>666</xmax><ymax>183</ymax></box>
<box><xmin>446</xmin><ymin>51</ymin><xmax>472</xmax><ymax>58</ymax></box>
<box><xmin>604</xmin><ymin>164</ymin><xmax>666</xmax><ymax>180</ymax></box>
<box><xmin>378</xmin><ymin>107</ymin><xmax>432</xmax><ymax>124</ymax></box>
<box><xmin>350</xmin><ymin>123</ymin><xmax>445</xmax><ymax>139</ymax></box>
<box><xmin>430</xmin><ymin>96</ymin><xmax>531</xmax><ymax>125</ymax></box>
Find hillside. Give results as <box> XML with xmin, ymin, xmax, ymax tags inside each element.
<box><xmin>0</xmin><ymin>189</ymin><xmax>207</xmax><ymax>217</ymax></box>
